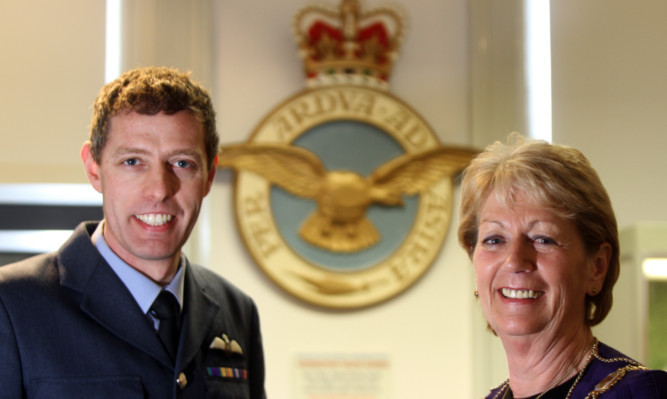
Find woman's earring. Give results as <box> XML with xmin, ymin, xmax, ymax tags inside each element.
<box><xmin>473</xmin><ymin>290</ymin><xmax>479</xmax><ymax>298</ymax></box>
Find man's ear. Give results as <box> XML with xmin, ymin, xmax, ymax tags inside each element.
<box><xmin>81</xmin><ymin>141</ymin><xmax>102</xmax><ymax>193</ymax></box>
<box><xmin>204</xmin><ymin>154</ymin><xmax>218</xmax><ymax>196</ymax></box>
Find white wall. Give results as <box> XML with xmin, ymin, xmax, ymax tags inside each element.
<box><xmin>0</xmin><ymin>0</ymin><xmax>105</xmax><ymax>183</ymax></box>
<box><xmin>551</xmin><ymin>0</ymin><xmax>667</xmax><ymax>230</ymax></box>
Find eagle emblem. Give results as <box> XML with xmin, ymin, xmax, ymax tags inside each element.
<box><xmin>219</xmin><ymin>143</ymin><xmax>475</xmax><ymax>253</ymax></box>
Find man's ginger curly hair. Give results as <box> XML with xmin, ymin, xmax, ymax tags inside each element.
<box><xmin>89</xmin><ymin>66</ymin><xmax>219</xmax><ymax>168</ymax></box>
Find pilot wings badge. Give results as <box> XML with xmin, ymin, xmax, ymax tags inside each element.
<box><xmin>219</xmin><ymin>0</ymin><xmax>477</xmax><ymax>309</ymax></box>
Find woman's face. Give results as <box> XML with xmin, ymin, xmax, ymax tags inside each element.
<box><xmin>472</xmin><ymin>192</ymin><xmax>608</xmax><ymax>339</ymax></box>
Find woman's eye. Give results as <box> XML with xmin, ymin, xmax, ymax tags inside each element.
<box><xmin>123</xmin><ymin>158</ymin><xmax>139</xmax><ymax>166</ymax></box>
<box><xmin>534</xmin><ymin>236</ymin><xmax>557</xmax><ymax>245</ymax></box>
<box><xmin>481</xmin><ymin>236</ymin><xmax>503</xmax><ymax>246</ymax></box>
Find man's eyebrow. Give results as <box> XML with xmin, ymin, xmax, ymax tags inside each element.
<box><xmin>165</xmin><ymin>149</ymin><xmax>205</xmax><ymax>160</ymax></box>
<box><xmin>111</xmin><ymin>146</ymin><xmax>151</xmax><ymax>157</ymax></box>
<box><xmin>111</xmin><ymin>147</ymin><xmax>204</xmax><ymax>159</ymax></box>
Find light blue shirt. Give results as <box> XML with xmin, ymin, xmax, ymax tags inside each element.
<box><xmin>91</xmin><ymin>222</ymin><xmax>185</xmax><ymax>330</ymax></box>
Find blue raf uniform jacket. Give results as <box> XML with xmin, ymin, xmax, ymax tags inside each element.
<box><xmin>0</xmin><ymin>222</ymin><xmax>266</xmax><ymax>398</ymax></box>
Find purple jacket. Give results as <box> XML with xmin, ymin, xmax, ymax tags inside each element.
<box><xmin>485</xmin><ymin>341</ymin><xmax>667</xmax><ymax>398</ymax></box>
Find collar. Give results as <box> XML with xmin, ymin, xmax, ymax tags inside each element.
<box><xmin>91</xmin><ymin>221</ymin><xmax>186</xmax><ymax>314</ymax></box>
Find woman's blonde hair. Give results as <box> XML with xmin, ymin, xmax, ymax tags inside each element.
<box><xmin>458</xmin><ymin>133</ymin><xmax>619</xmax><ymax>326</ymax></box>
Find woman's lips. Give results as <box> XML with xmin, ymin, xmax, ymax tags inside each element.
<box><xmin>500</xmin><ymin>288</ymin><xmax>544</xmax><ymax>299</ymax></box>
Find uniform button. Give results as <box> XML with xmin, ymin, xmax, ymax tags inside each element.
<box><xmin>177</xmin><ymin>372</ymin><xmax>188</xmax><ymax>389</ymax></box>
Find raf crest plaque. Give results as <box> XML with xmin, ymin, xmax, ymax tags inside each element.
<box><xmin>219</xmin><ymin>0</ymin><xmax>475</xmax><ymax>309</ymax></box>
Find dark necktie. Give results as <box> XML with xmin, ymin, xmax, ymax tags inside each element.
<box><xmin>149</xmin><ymin>290</ymin><xmax>181</xmax><ymax>361</ymax></box>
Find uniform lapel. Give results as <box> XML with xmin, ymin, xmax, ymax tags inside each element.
<box><xmin>58</xmin><ymin>223</ymin><xmax>172</xmax><ymax>367</ymax></box>
<box><xmin>177</xmin><ymin>261</ymin><xmax>222</xmax><ymax>369</ymax></box>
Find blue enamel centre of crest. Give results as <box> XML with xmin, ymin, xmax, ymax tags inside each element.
<box><xmin>271</xmin><ymin>120</ymin><xmax>419</xmax><ymax>271</ymax></box>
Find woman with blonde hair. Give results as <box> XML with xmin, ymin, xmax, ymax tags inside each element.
<box><xmin>459</xmin><ymin>134</ymin><xmax>667</xmax><ymax>398</ymax></box>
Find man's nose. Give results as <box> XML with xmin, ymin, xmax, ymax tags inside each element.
<box><xmin>144</xmin><ymin>164</ymin><xmax>178</xmax><ymax>201</ymax></box>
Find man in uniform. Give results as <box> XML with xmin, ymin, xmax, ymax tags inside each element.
<box><xmin>0</xmin><ymin>67</ymin><xmax>266</xmax><ymax>398</ymax></box>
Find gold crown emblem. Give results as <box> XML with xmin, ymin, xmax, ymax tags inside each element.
<box><xmin>293</xmin><ymin>0</ymin><xmax>405</xmax><ymax>89</ymax></box>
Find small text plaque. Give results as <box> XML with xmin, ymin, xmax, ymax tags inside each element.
<box><xmin>294</xmin><ymin>353</ymin><xmax>392</xmax><ymax>399</ymax></box>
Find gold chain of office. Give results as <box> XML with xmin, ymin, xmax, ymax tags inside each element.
<box><xmin>491</xmin><ymin>338</ymin><xmax>647</xmax><ymax>399</ymax></box>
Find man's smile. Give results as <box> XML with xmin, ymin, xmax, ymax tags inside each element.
<box><xmin>134</xmin><ymin>213</ymin><xmax>174</xmax><ymax>227</ymax></box>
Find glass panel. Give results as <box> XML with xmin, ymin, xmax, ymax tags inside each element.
<box><xmin>647</xmin><ymin>280</ymin><xmax>667</xmax><ymax>370</ymax></box>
